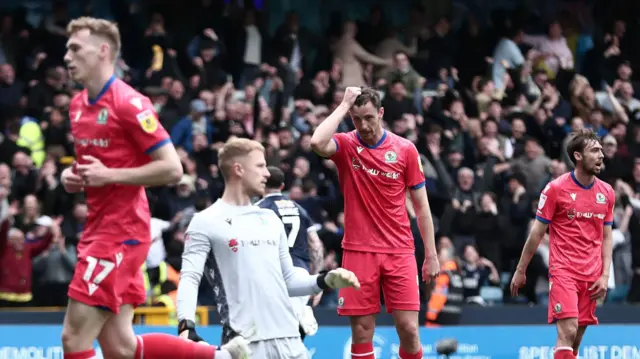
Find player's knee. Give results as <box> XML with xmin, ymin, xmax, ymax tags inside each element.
<box><xmin>350</xmin><ymin>316</ymin><xmax>375</xmax><ymax>343</ymax></box>
<box><xmin>61</xmin><ymin>322</ymin><xmax>94</xmax><ymax>353</ymax></box>
<box><xmin>100</xmin><ymin>343</ymin><xmax>136</xmax><ymax>359</ymax></box>
<box><xmin>557</xmin><ymin>319</ymin><xmax>579</xmax><ymax>344</ymax></box>
<box><xmin>98</xmin><ymin>333</ymin><xmax>137</xmax><ymax>359</ymax></box>
<box><xmin>60</xmin><ymin>326</ymin><xmax>76</xmax><ymax>352</ymax></box>
<box><xmin>395</xmin><ymin>318</ymin><xmax>419</xmax><ymax>342</ymax></box>
<box><xmin>98</xmin><ymin>319</ymin><xmax>138</xmax><ymax>358</ymax></box>
<box><xmin>62</xmin><ymin>308</ymin><xmax>97</xmax><ymax>352</ymax></box>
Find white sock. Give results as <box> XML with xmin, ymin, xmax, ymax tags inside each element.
<box><xmin>215</xmin><ymin>349</ymin><xmax>232</xmax><ymax>359</ymax></box>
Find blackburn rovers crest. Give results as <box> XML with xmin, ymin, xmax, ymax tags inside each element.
<box><xmin>97</xmin><ymin>108</ymin><xmax>108</xmax><ymax>125</ymax></box>
<box><xmin>384</xmin><ymin>151</ymin><xmax>397</xmax><ymax>163</ymax></box>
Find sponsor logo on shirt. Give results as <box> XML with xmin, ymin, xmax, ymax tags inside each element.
<box><xmin>566</xmin><ymin>209</ymin><xmax>605</xmax><ymax>221</ymax></box>
<box><xmin>136</xmin><ymin>109</ymin><xmax>158</xmax><ymax>133</ymax></box>
<box><xmin>228</xmin><ymin>237</ymin><xmax>277</xmax><ymax>251</ymax></box>
<box><xmin>576</xmin><ymin>211</ymin><xmax>606</xmax><ymax>220</ymax></box>
<box><xmin>351</xmin><ymin>157</ymin><xmax>399</xmax><ymax>179</ymax></box>
<box><xmin>76</xmin><ymin>138</ymin><xmax>110</xmax><ymax>148</ymax></box>
<box><xmin>570</xmin><ymin>193</ymin><xmax>576</xmax><ymax>201</ymax></box>
<box><xmin>249</xmin><ymin>239</ymin><xmax>277</xmax><ymax>246</ymax></box>
<box><xmin>228</xmin><ymin>238</ymin><xmax>239</xmax><ymax>252</ymax></box>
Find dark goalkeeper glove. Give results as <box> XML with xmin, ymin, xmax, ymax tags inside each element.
<box><xmin>178</xmin><ymin>319</ymin><xmax>207</xmax><ymax>343</ymax></box>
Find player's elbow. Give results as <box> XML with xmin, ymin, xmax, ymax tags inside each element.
<box><xmin>310</xmin><ymin>141</ymin><xmax>333</xmax><ymax>158</ymax></box>
<box><xmin>309</xmin><ymin>137</ymin><xmax>326</xmax><ymax>153</ymax></box>
<box><xmin>166</xmin><ymin>161</ymin><xmax>184</xmax><ymax>184</ymax></box>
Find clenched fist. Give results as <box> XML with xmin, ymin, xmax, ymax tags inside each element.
<box><xmin>61</xmin><ymin>164</ymin><xmax>84</xmax><ymax>193</ymax></box>
<box><xmin>341</xmin><ymin>87</ymin><xmax>362</xmax><ymax>107</ymax></box>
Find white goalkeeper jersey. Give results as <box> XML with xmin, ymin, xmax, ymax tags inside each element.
<box><xmin>176</xmin><ymin>199</ymin><xmax>322</xmax><ymax>343</ymax></box>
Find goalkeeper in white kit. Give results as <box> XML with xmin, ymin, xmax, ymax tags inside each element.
<box><xmin>176</xmin><ymin>138</ymin><xmax>360</xmax><ymax>359</ymax></box>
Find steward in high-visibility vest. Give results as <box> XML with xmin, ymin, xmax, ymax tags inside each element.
<box><xmin>142</xmin><ymin>261</ymin><xmax>180</xmax><ymax>304</ymax></box>
<box><xmin>426</xmin><ymin>253</ymin><xmax>464</xmax><ymax>327</ymax></box>
<box><xmin>142</xmin><ymin>261</ymin><xmax>179</xmax><ymax>325</ymax></box>
<box><xmin>16</xmin><ymin>117</ymin><xmax>45</xmax><ymax>168</ymax></box>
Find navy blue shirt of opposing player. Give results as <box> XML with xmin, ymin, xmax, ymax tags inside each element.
<box><xmin>256</xmin><ymin>166</ymin><xmax>323</xmax><ymax>274</ymax></box>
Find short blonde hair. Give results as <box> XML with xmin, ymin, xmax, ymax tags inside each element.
<box><xmin>218</xmin><ymin>138</ymin><xmax>265</xmax><ymax>179</ymax></box>
<box><xmin>67</xmin><ymin>17</ymin><xmax>121</xmax><ymax>60</ymax></box>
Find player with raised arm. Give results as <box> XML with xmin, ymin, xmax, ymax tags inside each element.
<box><xmin>310</xmin><ymin>87</ymin><xmax>439</xmax><ymax>359</ymax></box>
<box><xmin>60</xmin><ymin>17</ymin><xmax>250</xmax><ymax>359</ymax></box>
<box><xmin>256</xmin><ymin>166</ymin><xmax>324</xmax><ymax>340</ymax></box>
<box><xmin>511</xmin><ymin>129</ymin><xmax>614</xmax><ymax>359</ymax></box>
<box><xmin>177</xmin><ymin>138</ymin><xmax>360</xmax><ymax>359</ymax></box>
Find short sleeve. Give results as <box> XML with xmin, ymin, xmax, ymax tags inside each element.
<box><xmin>536</xmin><ymin>183</ymin><xmax>557</xmax><ymax>224</ymax></box>
<box><xmin>604</xmin><ymin>188</ymin><xmax>615</xmax><ymax>226</ymax></box>
<box><xmin>117</xmin><ymin>95</ymin><xmax>170</xmax><ymax>155</ymax></box>
<box><xmin>405</xmin><ymin>143</ymin><xmax>426</xmax><ymax>190</ymax></box>
<box><xmin>299</xmin><ymin>207</ymin><xmax>316</xmax><ymax>232</ymax></box>
<box><xmin>329</xmin><ymin>132</ymin><xmax>349</xmax><ymax>161</ymax></box>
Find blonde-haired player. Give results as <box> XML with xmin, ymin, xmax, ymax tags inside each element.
<box><xmin>177</xmin><ymin>138</ymin><xmax>360</xmax><ymax>359</ymax></box>
<box><xmin>60</xmin><ymin>17</ymin><xmax>250</xmax><ymax>359</ymax></box>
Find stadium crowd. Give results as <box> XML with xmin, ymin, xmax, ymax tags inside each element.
<box><xmin>0</xmin><ymin>0</ymin><xmax>639</xmax><ymax>312</ymax></box>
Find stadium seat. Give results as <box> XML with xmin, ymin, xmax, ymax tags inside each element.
<box><xmin>537</xmin><ymin>293</ymin><xmax>549</xmax><ymax>305</ymax></box>
<box><xmin>480</xmin><ymin>286</ymin><xmax>503</xmax><ymax>304</ymax></box>
<box><xmin>607</xmin><ymin>285</ymin><xmax>629</xmax><ymax>303</ymax></box>
<box><xmin>500</xmin><ymin>272</ymin><xmax>511</xmax><ymax>287</ymax></box>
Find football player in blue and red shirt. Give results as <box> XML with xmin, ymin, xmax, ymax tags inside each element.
<box><xmin>60</xmin><ymin>16</ymin><xmax>250</xmax><ymax>359</ymax></box>
<box><xmin>512</xmin><ymin>129</ymin><xmax>615</xmax><ymax>359</ymax></box>
<box><xmin>311</xmin><ymin>86</ymin><xmax>439</xmax><ymax>359</ymax></box>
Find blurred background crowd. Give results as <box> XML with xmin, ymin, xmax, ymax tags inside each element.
<box><xmin>0</xmin><ymin>0</ymin><xmax>639</xmax><ymax>316</ymax></box>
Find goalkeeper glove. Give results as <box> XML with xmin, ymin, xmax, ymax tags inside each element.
<box><xmin>178</xmin><ymin>319</ymin><xmax>207</xmax><ymax>343</ymax></box>
<box><xmin>300</xmin><ymin>305</ymin><xmax>318</xmax><ymax>336</ymax></box>
<box><xmin>317</xmin><ymin>268</ymin><xmax>360</xmax><ymax>290</ymax></box>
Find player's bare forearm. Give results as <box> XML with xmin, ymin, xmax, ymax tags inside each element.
<box><xmin>601</xmin><ymin>225</ymin><xmax>613</xmax><ymax>277</ymax></box>
<box><xmin>308</xmin><ymin>230</ymin><xmax>324</xmax><ymax>275</ymax></box>
<box><xmin>515</xmin><ymin>220</ymin><xmax>548</xmax><ymax>272</ymax></box>
<box><xmin>405</xmin><ymin>192</ymin><xmax>416</xmax><ymax>218</ymax></box>
<box><xmin>108</xmin><ymin>144</ymin><xmax>183</xmax><ymax>186</ymax></box>
<box><xmin>310</xmin><ymin>103</ymin><xmax>349</xmax><ymax>157</ymax></box>
<box><xmin>410</xmin><ymin>187</ymin><xmax>436</xmax><ymax>257</ymax></box>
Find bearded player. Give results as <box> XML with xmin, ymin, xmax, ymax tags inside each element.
<box><xmin>511</xmin><ymin>129</ymin><xmax>614</xmax><ymax>359</ymax></box>
<box><xmin>60</xmin><ymin>17</ymin><xmax>250</xmax><ymax>359</ymax></box>
<box><xmin>310</xmin><ymin>87</ymin><xmax>439</xmax><ymax>359</ymax></box>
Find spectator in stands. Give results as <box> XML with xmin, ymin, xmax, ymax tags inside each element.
<box><xmin>170</xmin><ymin>99</ymin><xmax>215</xmax><ymax>154</ymax></box>
<box><xmin>492</xmin><ymin>27</ymin><xmax>525</xmax><ymax>92</ymax></box>
<box><xmin>522</xmin><ymin>20</ymin><xmax>574</xmax><ymax>77</ymax></box>
<box><xmin>0</xmin><ymin>200</ymin><xmax>58</xmax><ymax>307</ymax></box>
<box><xmin>461</xmin><ymin>244</ymin><xmax>500</xmax><ymax>305</ymax></box>
<box><xmin>32</xmin><ymin>221</ymin><xmax>76</xmax><ymax>307</ymax></box>
<box><xmin>332</xmin><ymin>21</ymin><xmax>391</xmax><ymax>87</ymax></box>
